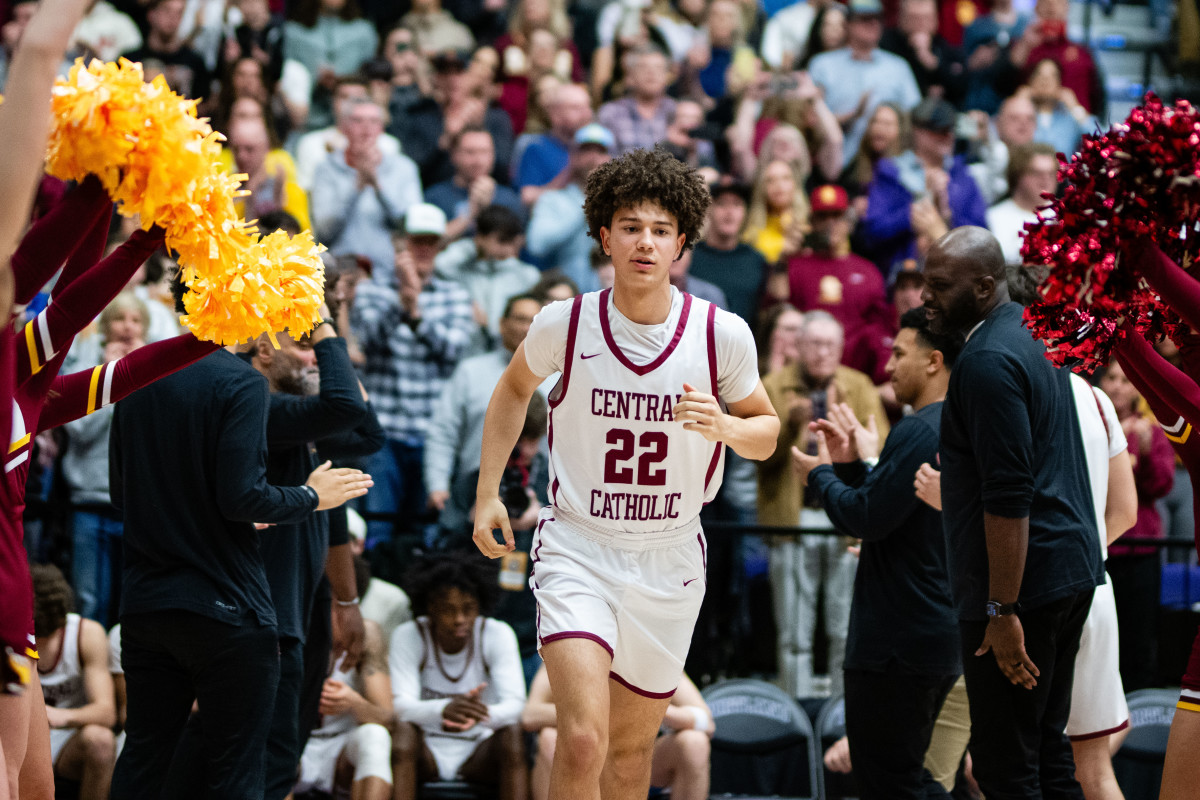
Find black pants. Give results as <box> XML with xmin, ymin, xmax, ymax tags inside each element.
<box><xmin>298</xmin><ymin>586</ymin><xmax>333</xmax><ymax>752</ymax></box>
<box><xmin>262</xmin><ymin>636</ymin><xmax>305</xmax><ymax>800</ymax></box>
<box><xmin>111</xmin><ymin>610</ymin><xmax>280</xmax><ymax>800</ymax></box>
<box><xmin>960</xmin><ymin>590</ymin><xmax>1092</xmax><ymax>800</ymax></box>
<box><xmin>844</xmin><ymin>668</ymin><xmax>958</xmax><ymax>800</ymax></box>
<box><xmin>1106</xmin><ymin>553</ymin><xmax>1160</xmax><ymax>690</ymax></box>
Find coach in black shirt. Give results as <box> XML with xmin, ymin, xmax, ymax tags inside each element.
<box><xmin>924</xmin><ymin>227</ymin><xmax>1102</xmax><ymax>800</ymax></box>
<box><xmin>794</xmin><ymin>308</ymin><xmax>962</xmax><ymax>799</ymax></box>
<box><xmin>253</xmin><ymin>322</ymin><xmax>373</xmax><ymax>800</ymax></box>
<box><xmin>109</xmin><ymin>346</ymin><xmax>373</xmax><ymax>800</ymax></box>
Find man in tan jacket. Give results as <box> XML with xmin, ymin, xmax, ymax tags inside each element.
<box><xmin>758</xmin><ymin>310</ymin><xmax>889</xmax><ymax>698</ymax></box>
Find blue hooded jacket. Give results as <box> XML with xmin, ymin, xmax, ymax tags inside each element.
<box><xmin>860</xmin><ymin>151</ymin><xmax>989</xmax><ymax>277</ymax></box>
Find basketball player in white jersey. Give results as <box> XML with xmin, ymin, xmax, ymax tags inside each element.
<box><xmin>389</xmin><ymin>556</ymin><xmax>528</xmax><ymax>800</ymax></box>
<box><xmin>473</xmin><ymin>148</ymin><xmax>780</xmax><ymax>800</ymax></box>
<box><xmin>30</xmin><ymin>565</ymin><xmax>117</xmax><ymax>800</ymax></box>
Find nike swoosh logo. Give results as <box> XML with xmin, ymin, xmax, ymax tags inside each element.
<box><xmin>581</xmin><ymin>352</ymin><xmax>602</xmax><ymax>360</ymax></box>
<box><xmin>683</xmin><ymin>578</ymin><xmax>699</xmax><ymax>587</ymax></box>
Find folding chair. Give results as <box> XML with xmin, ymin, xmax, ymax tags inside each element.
<box><xmin>702</xmin><ymin>678</ymin><xmax>819</xmax><ymax>799</ymax></box>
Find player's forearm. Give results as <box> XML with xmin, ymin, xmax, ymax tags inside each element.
<box><xmin>476</xmin><ymin>375</ymin><xmax>534</xmax><ymax>500</ymax></box>
<box><xmin>325</xmin><ymin>542</ymin><xmax>357</xmax><ymax>602</ymax></box>
<box><xmin>984</xmin><ymin>511</ymin><xmax>1028</xmax><ymax>605</ymax></box>
<box><xmin>720</xmin><ymin>413</ymin><xmax>780</xmax><ymax>461</ymax></box>
<box><xmin>0</xmin><ymin>0</ymin><xmax>89</xmax><ymax>268</ymax></box>
<box><xmin>352</xmin><ymin>694</ymin><xmax>395</xmax><ymax>727</ymax></box>
<box><xmin>60</xmin><ymin>700</ymin><xmax>116</xmax><ymax>729</ymax></box>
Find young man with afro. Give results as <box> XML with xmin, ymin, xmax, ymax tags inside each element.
<box><xmin>473</xmin><ymin>147</ymin><xmax>779</xmax><ymax>800</ymax></box>
<box><xmin>387</xmin><ymin>555</ymin><xmax>527</xmax><ymax>800</ymax></box>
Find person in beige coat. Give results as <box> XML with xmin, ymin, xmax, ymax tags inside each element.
<box><xmin>758</xmin><ymin>310</ymin><xmax>889</xmax><ymax>698</ymax></box>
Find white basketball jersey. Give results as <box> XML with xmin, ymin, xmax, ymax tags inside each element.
<box><xmin>40</xmin><ymin>613</ymin><xmax>88</xmax><ymax>710</ymax></box>
<box><xmin>417</xmin><ymin>616</ymin><xmax>493</xmax><ymax>744</ymax></box>
<box><xmin>545</xmin><ymin>289</ymin><xmax>724</xmax><ymax>538</ymax></box>
<box><xmin>1070</xmin><ymin>374</ymin><xmax>1126</xmax><ymax>559</ymax></box>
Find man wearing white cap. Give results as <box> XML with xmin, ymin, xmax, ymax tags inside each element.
<box><xmin>350</xmin><ymin>203</ymin><xmax>476</xmax><ymax>554</ymax></box>
<box><xmin>526</xmin><ymin>123</ymin><xmax>615</xmax><ymax>293</ymax></box>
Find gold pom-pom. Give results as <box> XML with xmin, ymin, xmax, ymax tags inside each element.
<box><xmin>45</xmin><ymin>59</ymin><xmax>324</xmax><ymax>345</ymax></box>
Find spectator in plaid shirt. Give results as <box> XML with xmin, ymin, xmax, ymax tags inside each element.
<box><xmin>351</xmin><ymin>203</ymin><xmax>476</xmax><ymax>551</ymax></box>
<box><xmin>596</xmin><ymin>47</ymin><xmax>677</xmax><ymax>156</ymax></box>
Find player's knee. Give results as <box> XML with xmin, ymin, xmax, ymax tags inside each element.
<box><xmin>555</xmin><ymin>724</ymin><xmax>606</xmax><ymax>773</ymax></box>
<box><xmin>391</xmin><ymin>721</ymin><xmax>422</xmax><ymax>763</ymax></box>
<box><xmin>79</xmin><ymin>724</ymin><xmax>117</xmax><ymax>766</ymax></box>
<box><xmin>674</xmin><ymin>729</ymin><xmax>710</xmax><ymax>770</ymax></box>
<box><xmin>357</xmin><ymin>722</ymin><xmax>392</xmax><ymax>758</ymax></box>
<box><xmin>605</xmin><ymin>736</ymin><xmax>655</xmax><ymax>780</ymax></box>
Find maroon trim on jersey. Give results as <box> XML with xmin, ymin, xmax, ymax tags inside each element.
<box><xmin>1068</xmin><ymin>719</ymin><xmax>1130</xmax><ymax>742</ymax></box>
<box><xmin>598</xmin><ymin>288</ymin><xmax>693</xmax><ymax>376</ymax></box>
<box><xmin>531</xmin><ymin>517</ymin><xmax>550</xmax><ymax>566</ymax></box>
<box><xmin>609</xmin><ymin>670</ymin><xmax>676</xmax><ymax>699</ymax></box>
<box><xmin>705</xmin><ymin>302</ymin><xmax>718</xmax><ymax>397</ymax></box>
<box><xmin>703</xmin><ymin>301</ymin><xmax>723</xmax><ymax>493</ymax></box>
<box><xmin>548</xmin><ymin>296</ymin><xmax>583</xmax><ymax>504</ymax></box>
<box><xmin>549</xmin><ymin>294</ymin><xmax>584</xmax><ymax>411</ymax></box>
<box><xmin>531</xmin><ymin>518</ymin><xmax>551</xmax><ymax>641</ymax></box>
<box><xmin>541</xmin><ymin>631</ymin><xmax>614</xmax><ymax>659</ymax></box>
<box><xmin>547</xmin><ymin>408</ymin><xmax>559</xmax><ymax>504</ymax></box>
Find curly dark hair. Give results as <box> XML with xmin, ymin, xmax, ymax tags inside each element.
<box><xmin>583</xmin><ymin>148</ymin><xmax>712</xmax><ymax>256</ymax></box>
<box><xmin>403</xmin><ymin>554</ymin><xmax>501</xmax><ymax>618</ymax></box>
<box><xmin>32</xmin><ymin>564</ymin><xmax>73</xmax><ymax>638</ymax></box>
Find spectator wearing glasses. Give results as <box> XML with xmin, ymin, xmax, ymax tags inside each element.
<box><xmin>759</xmin><ymin>311</ymin><xmax>889</xmax><ymax>699</ymax></box>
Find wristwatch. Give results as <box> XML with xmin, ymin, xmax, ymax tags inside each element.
<box><xmin>985</xmin><ymin>600</ymin><xmax>1020</xmax><ymax>618</ymax></box>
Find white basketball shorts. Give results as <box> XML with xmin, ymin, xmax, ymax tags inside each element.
<box><xmin>1066</xmin><ymin>579</ymin><xmax>1129</xmax><ymax>740</ymax></box>
<box><xmin>529</xmin><ymin>508</ymin><xmax>707</xmax><ymax>698</ymax></box>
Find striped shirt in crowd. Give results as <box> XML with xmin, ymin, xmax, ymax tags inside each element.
<box><xmin>351</xmin><ymin>278</ymin><xmax>475</xmax><ymax>442</ymax></box>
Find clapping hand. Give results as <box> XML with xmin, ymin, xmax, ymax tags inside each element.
<box><xmin>443</xmin><ymin>683</ymin><xmax>490</xmax><ymax>732</ymax></box>
<box><xmin>830</xmin><ymin>402</ymin><xmax>879</xmax><ymax>460</ymax></box>
<box><xmin>790</xmin><ymin>429</ymin><xmax>832</xmax><ymax>486</ymax></box>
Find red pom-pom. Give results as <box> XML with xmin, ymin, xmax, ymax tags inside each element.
<box><xmin>1022</xmin><ymin>95</ymin><xmax>1200</xmax><ymax>372</ymax></box>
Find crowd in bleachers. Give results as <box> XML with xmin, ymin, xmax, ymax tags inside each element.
<box><xmin>6</xmin><ymin>0</ymin><xmax>1197</xmax><ymax>795</ymax></box>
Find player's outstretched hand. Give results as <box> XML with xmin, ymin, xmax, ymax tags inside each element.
<box><xmin>306</xmin><ymin>461</ymin><xmax>374</xmax><ymax>510</ymax></box>
<box><xmin>473</xmin><ymin>496</ymin><xmax>515</xmax><ymax>558</ymax></box>
<box><xmin>673</xmin><ymin>382</ymin><xmax>727</xmax><ymax>442</ymax></box>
